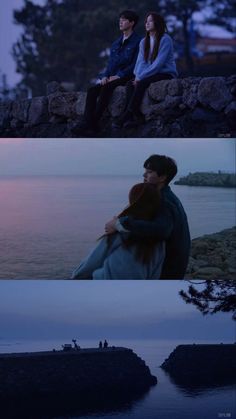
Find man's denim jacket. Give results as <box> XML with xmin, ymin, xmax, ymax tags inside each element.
<box><xmin>99</xmin><ymin>32</ymin><xmax>141</xmax><ymax>79</ymax></box>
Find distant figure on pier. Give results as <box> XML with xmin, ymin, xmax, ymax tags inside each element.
<box><xmin>99</xmin><ymin>341</ymin><xmax>103</xmax><ymax>349</ymax></box>
<box><xmin>72</xmin><ymin>339</ymin><xmax>80</xmax><ymax>350</ymax></box>
<box><xmin>104</xmin><ymin>339</ymin><xmax>108</xmax><ymax>348</ymax></box>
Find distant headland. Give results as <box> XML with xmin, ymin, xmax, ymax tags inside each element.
<box><xmin>175</xmin><ymin>171</ymin><xmax>236</xmax><ymax>187</ymax></box>
<box><xmin>174</xmin><ymin>170</ymin><xmax>236</xmax><ymax>188</ymax></box>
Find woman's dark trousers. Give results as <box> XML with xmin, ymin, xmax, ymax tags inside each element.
<box><xmin>125</xmin><ymin>73</ymin><xmax>173</xmax><ymax>116</ymax></box>
<box><xmin>83</xmin><ymin>76</ymin><xmax>131</xmax><ymax>128</ymax></box>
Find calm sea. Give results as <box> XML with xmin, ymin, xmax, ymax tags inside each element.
<box><xmin>0</xmin><ymin>175</ymin><xmax>235</xmax><ymax>279</ymax></box>
<box><xmin>0</xmin><ymin>338</ymin><xmax>235</xmax><ymax>419</ymax></box>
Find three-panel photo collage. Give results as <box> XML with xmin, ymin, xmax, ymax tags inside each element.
<box><xmin>1</xmin><ymin>2</ymin><xmax>236</xmax><ymax>419</ymax></box>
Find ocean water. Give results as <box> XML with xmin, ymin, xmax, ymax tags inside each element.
<box><xmin>1</xmin><ymin>338</ymin><xmax>235</xmax><ymax>419</ymax></box>
<box><xmin>0</xmin><ymin>175</ymin><xmax>235</xmax><ymax>279</ymax></box>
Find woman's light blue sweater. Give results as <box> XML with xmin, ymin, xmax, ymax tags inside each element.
<box><xmin>71</xmin><ymin>234</ymin><xmax>165</xmax><ymax>280</ymax></box>
<box><xmin>134</xmin><ymin>33</ymin><xmax>178</xmax><ymax>80</ymax></box>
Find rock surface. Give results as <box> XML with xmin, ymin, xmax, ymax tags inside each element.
<box><xmin>187</xmin><ymin>227</ymin><xmax>236</xmax><ymax>279</ymax></box>
<box><xmin>0</xmin><ymin>75</ymin><xmax>235</xmax><ymax>138</ymax></box>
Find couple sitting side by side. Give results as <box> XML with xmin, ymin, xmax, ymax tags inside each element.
<box><xmin>75</xmin><ymin>10</ymin><xmax>177</xmax><ymax>136</ymax></box>
<box><xmin>71</xmin><ymin>155</ymin><xmax>191</xmax><ymax>280</ymax></box>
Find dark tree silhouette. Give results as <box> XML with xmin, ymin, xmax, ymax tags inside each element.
<box><xmin>12</xmin><ymin>0</ymin><xmax>157</xmax><ymax>96</ymax></box>
<box><xmin>158</xmin><ymin>0</ymin><xmax>236</xmax><ymax>73</ymax></box>
<box><xmin>180</xmin><ymin>279</ymin><xmax>236</xmax><ymax>320</ymax></box>
<box><xmin>12</xmin><ymin>0</ymin><xmax>235</xmax><ymax>95</ymax></box>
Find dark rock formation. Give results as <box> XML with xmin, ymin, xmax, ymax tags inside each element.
<box><xmin>175</xmin><ymin>172</ymin><xmax>236</xmax><ymax>188</ymax></box>
<box><xmin>0</xmin><ymin>347</ymin><xmax>156</xmax><ymax>418</ymax></box>
<box><xmin>187</xmin><ymin>227</ymin><xmax>236</xmax><ymax>279</ymax></box>
<box><xmin>161</xmin><ymin>344</ymin><xmax>236</xmax><ymax>391</ymax></box>
<box><xmin>1</xmin><ymin>76</ymin><xmax>235</xmax><ymax>138</ymax></box>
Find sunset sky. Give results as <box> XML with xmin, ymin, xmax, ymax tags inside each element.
<box><xmin>0</xmin><ymin>139</ymin><xmax>235</xmax><ymax>177</ymax></box>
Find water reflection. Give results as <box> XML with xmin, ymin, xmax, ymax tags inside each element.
<box><xmin>2</xmin><ymin>382</ymin><xmax>156</xmax><ymax>419</ymax></box>
<box><xmin>162</xmin><ymin>369</ymin><xmax>236</xmax><ymax>396</ymax></box>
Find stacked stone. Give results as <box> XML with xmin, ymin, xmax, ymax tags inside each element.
<box><xmin>187</xmin><ymin>227</ymin><xmax>236</xmax><ymax>279</ymax></box>
<box><xmin>0</xmin><ymin>76</ymin><xmax>235</xmax><ymax>138</ymax></box>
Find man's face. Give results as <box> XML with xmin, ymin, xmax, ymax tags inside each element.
<box><xmin>143</xmin><ymin>168</ymin><xmax>164</xmax><ymax>186</ymax></box>
<box><xmin>119</xmin><ymin>17</ymin><xmax>134</xmax><ymax>32</ymax></box>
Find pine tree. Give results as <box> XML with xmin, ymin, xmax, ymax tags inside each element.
<box><xmin>180</xmin><ymin>280</ymin><xmax>236</xmax><ymax>320</ymax></box>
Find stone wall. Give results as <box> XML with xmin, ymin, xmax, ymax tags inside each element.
<box><xmin>1</xmin><ymin>76</ymin><xmax>236</xmax><ymax>138</ymax></box>
<box><xmin>187</xmin><ymin>227</ymin><xmax>236</xmax><ymax>279</ymax></box>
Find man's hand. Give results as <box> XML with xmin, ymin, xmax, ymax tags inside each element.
<box><xmin>108</xmin><ymin>75</ymin><xmax>120</xmax><ymax>82</ymax></box>
<box><xmin>105</xmin><ymin>216</ymin><xmax>118</xmax><ymax>234</ymax></box>
<box><xmin>132</xmin><ymin>79</ymin><xmax>140</xmax><ymax>86</ymax></box>
<box><xmin>100</xmin><ymin>77</ymin><xmax>109</xmax><ymax>85</ymax></box>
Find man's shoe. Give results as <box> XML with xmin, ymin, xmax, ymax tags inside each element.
<box><xmin>112</xmin><ymin>111</ymin><xmax>133</xmax><ymax>129</ymax></box>
<box><xmin>71</xmin><ymin>120</ymin><xmax>89</xmax><ymax>136</ymax></box>
<box><xmin>111</xmin><ymin>120</ymin><xmax>122</xmax><ymax>130</ymax></box>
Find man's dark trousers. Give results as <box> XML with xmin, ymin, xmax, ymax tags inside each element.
<box><xmin>84</xmin><ymin>75</ymin><xmax>132</xmax><ymax>127</ymax></box>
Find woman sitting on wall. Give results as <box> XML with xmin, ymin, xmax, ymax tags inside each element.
<box><xmin>113</xmin><ymin>12</ymin><xmax>178</xmax><ymax>128</ymax></box>
<box><xmin>71</xmin><ymin>183</ymin><xmax>165</xmax><ymax>279</ymax></box>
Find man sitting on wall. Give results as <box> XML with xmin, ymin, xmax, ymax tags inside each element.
<box><xmin>75</xmin><ymin>10</ymin><xmax>141</xmax><ymax>135</ymax></box>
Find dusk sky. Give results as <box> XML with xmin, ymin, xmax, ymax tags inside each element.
<box><xmin>0</xmin><ymin>280</ymin><xmax>234</xmax><ymax>342</ymax></box>
<box><xmin>0</xmin><ymin>1</ymin><xmax>233</xmax><ymax>88</ymax></box>
<box><xmin>0</xmin><ymin>139</ymin><xmax>235</xmax><ymax>177</ymax></box>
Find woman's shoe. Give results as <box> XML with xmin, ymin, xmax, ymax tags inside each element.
<box><xmin>123</xmin><ymin>116</ymin><xmax>136</xmax><ymax>128</ymax></box>
<box><xmin>133</xmin><ymin>112</ymin><xmax>145</xmax><ymax>125</ymax></box>
<box><xmin>123</xmin><ymin>113</ymin><xmax>145</xmax><ymax>128</ymax></box>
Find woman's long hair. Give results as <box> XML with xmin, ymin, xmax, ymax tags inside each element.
<box><xmin>104</xmin><ymin>183</ymin><xmax>162</xmax><ymax>265</ymax></box>
<box><xmin>144</xmin><ymin>12</ymin><xmax>167</xmax><ymax>63</ymax></box>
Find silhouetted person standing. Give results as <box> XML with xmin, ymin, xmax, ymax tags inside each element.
<box><xmin>104</xmin><ymin>339</ymin><xmax>108</xmax><ymax>348</ymax></box>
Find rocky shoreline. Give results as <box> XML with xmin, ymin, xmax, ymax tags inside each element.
<box><xmin>1</xmin><ymin>75</ymin><xmax>236</xmax><ymax>138</ymax></box>
<box><xmin>187</xmin><ymin>227</ymin><xmax>236</xmax><ymax>279</ymax></box>
<box><xmin>175</xmin><ymin>172</ymin><xmax>236</xmax><ymax>187</ymax></box>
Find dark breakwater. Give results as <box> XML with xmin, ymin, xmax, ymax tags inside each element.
<box><xmin>161</xmin><ymin>344</ymin><xmax>236</xmax><ymax>392</ymax></box>
<box><xmin>0</xmin><ymin>347</ymin><xmax>157</xmax><ymax>419</ymax></box>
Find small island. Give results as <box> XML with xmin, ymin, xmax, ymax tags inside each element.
<box><xmin>174</xmin><ymin>171</ymin><xmax>236</xmax><ymax>187</ymax></box>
